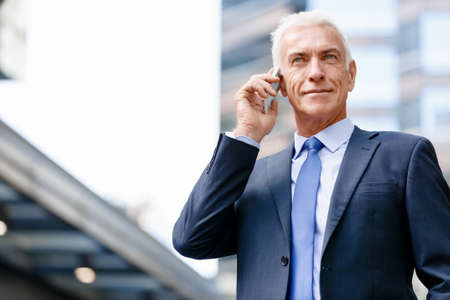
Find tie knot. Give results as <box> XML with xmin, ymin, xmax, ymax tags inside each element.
<box><xmin>303</xmin><ymin>137</ymin><xmax>324</xmax><ymax>152</ymax></box>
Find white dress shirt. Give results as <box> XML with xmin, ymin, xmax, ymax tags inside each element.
<box><xmin>227</xmin><ymin>118</ymin><xmax>354</xmax><ymax>300</ymax></box>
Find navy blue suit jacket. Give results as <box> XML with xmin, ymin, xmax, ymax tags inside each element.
<box><xmin>173</xmin><ymin>127</ymin><xmax>450</xmax><ymax>299</ymax></box>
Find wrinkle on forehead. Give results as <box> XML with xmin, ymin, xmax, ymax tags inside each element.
<box><xmin>280</xmin><ymin>24</ymin><xmax>346</xmax><ymax>62</ymax></box>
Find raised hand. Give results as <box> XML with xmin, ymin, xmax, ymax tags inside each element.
<box><xmin>233</xmin><ymin>69</ymin><xmax>280</xmax><ymax>143</ymax></box>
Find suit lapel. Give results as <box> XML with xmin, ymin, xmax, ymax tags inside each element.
<box><xmin>266</xmin><ymin>141</ymin><xmax>295</xmax><ymax>243</ymax></box>
<box><xmin>321</xmin><ymin>127</ymin><xmax>380</xmax><ymax>255</ymax></box>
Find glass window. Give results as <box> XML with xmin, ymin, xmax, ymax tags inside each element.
<box><xmin>351</xmin><ymin>115</ymin><xmax>399</xmax><ymax>132</ymax></box>
<box><xmin>349</xmin><ymin>46</ymin><xmax>398</xmax><ymax>108</ymax></box>
<box><xmin>421</xmin><ymin>87</ymin><xmax>450</xmax><ymax>142</ymax></box>
<box><xmin>397</xmin><ymin>21</ymin><xmax>419</xmax><ymax>54</ymax></box>
<box><xmin>398</xmin><ymin>98</ymin><xmax>421</xmax><ymax>131</ymax></box>
<box><xmin>420</xmin><ymin>12</ymin><xmax>450</xmax><ymax>75</ymax></box>
<box><xmin>307</xmin><ymin>0</ymin><xmax>397</xmax><ymax>37</ymax></box>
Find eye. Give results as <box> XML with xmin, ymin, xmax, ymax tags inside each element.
<box><xmin>293</xmin><ymin>57</ymin><xmax>304</xmax><ymax>63</ymax></box>
<box><xmin>325</xmin><ymin>54</ymin><xmax>337</xmax><ymax>60</ymax></box>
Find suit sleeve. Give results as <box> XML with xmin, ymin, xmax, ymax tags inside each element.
<box><xmin>172</xmin><ymin>134</ymin><xmax>259</xmax><ymax>259</ymax></box>
<box><xmin>405</xmin><ymin>138</ymin><xmax>450</xmax><ymax>299</ymax></box>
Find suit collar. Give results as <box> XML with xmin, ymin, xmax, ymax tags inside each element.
<box><xmin>321</xmin><ymin>126</ymin><xmax>380</xmax><ymax>256</ymax></box>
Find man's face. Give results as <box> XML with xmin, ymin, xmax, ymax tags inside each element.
<box><xmin>279</xmin><ymin>24</ymin><xmax>356</xmax><ymax>123</ymax></box>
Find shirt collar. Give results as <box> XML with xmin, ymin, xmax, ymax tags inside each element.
<box><xmin>293</xmin><ymin>118</ymin><xmax>354</xmax><ymax>159</ymax></box>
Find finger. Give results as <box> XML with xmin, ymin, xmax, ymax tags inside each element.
<box><xmin>260</xmin><ymin>73</ymin><xmax>280</xmax><ymax>84</ymax></box>
<box><xmin>235</xmin><ymin>74</ymin><xmax>279</xmax><ymax>104</ymax></box>
<box><xmin>235</xmin><ymin>86</ymin><xmax>258</xmax><ymax>102</ymax></box>
<box><xmin>260</xmin><ymin>80</ymin><xmax>278</xmax><ymax>96</ymax></box>
<box><xmin>251</xmin><ymin>81</ymin><xmax>269</xmax><ymax>99</ymax></box>
<box><xmin>251</xmin><ymin>73</ymin><xmax>280</xmax><ymax>84</ymax></box>
<box><xmin>253</xmin><ymin>99</ymin><xmax>265</xmax><ymax>114</ymax></box>
<box><xmin>251</xmin><ymin>78</ymin><xmax>278</xmax><ymax>98</ymax></box>
<box><xmin>250</xmin><ymin>92</ymin><xmax>264</xmax><ymax>109</ymax></box>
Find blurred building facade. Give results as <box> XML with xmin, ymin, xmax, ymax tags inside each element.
<box><xmin>397</xmin><ymin>0</ymin><xmax>450</xmax><ymax>178</ymax></box>
<box><xmin>0</xmin><ymin>120</ymin><xmax>221</xmax><ymax>300</ymax></box>
<box><xmin>0</xmin><ymin>0</ymin><xmax>26</xmax><ymax>80</ymax></box>
<box><xmin>218</xmin><ymin>0</ymin><xmax>450</xmax><ymax>299</ymax></box>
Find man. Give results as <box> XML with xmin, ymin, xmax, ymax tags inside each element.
<box><xmin>173</xmin><ymin>10</ymin><xmax>450</xmax><ymax>300</ymax></box>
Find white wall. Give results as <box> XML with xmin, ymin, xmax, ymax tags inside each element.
<box><xmin>0</xmin><ymin>0</ymin><xmax>221</xmax><ymax>277</ymax></box>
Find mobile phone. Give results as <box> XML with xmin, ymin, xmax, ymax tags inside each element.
<box><xmin>264</xmin><ymin>67</ymin><xmax>281</xmax><ymax>113</ymax></box>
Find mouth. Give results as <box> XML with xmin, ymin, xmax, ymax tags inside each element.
<box><xmin>302</xmin><ymin>89</ymin><xmax>333</xmax><ymax>95</ymax></box>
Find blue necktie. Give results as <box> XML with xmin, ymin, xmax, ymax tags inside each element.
<box><xmin>290</xmin><ymin>137</ymin><xmax>324</xmax><ymax>300</ymax></box>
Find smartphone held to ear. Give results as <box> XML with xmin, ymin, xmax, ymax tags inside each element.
<box><xmin>264</xmin><ymin>67</ymin><xmax>281</xmax><ymax>113</ymax></box>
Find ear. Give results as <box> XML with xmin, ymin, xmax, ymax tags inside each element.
<box><xmin>347</xmin><ymin>60</ymin><xmax>357</xmax><ymax>91</ymax></box>
<box><xmin>279</xmin><ymin>73</ymin><xmax>288</xmax><ymax>97</ymax></box>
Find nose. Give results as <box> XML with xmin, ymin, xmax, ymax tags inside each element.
<box><xmin>307</xmin><ymin>57</ymin><xmax>325</xmax><ymax>82</ymax></box>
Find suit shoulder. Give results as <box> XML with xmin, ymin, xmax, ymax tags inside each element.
<box><xmin>373</xmin><ymin>130</ymin><xmax>421</xmax><ymax>140</ymax></box>
<box><xmin>370</xmin><ymin>130</ymin><xmax>429</xmax><ymax>146</ymax></box>
<box><xmin>353</xmin><ymin>128</ymin><xmax>435</xmax><ymax>159</ymax></box>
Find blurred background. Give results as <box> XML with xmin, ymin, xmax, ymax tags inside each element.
<box><xmin>0</xmin><ymin>0</ymin><xmax>448</xmax><ymax>299</ymax></box>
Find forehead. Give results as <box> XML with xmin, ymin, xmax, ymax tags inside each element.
<box><xmin>280</xmin><ymin>24</ymin><xmax>345</xmax><ymax>56</ymax></box>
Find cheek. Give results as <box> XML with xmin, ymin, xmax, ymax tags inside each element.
<box><xmin>285</xmin><ymin>73</ymin><xmax>304</xmax><ymax>96</ymax></box>
<box><xmin>333</xmin><ymin>71</ymin><xmax>350</xmax><ymax>90</ymax></box>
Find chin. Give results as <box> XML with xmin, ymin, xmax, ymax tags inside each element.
<box><xmin>299</xmin><ymin>102</ymin><xmax>335</xmax><ymax>118</ymax></box>
<box><xmin>290</xmin><ymin>94</ymin><xmax>346</xmax><ymax>122</ymax></box>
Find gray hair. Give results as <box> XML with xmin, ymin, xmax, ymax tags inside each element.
<box><xmin>271</xmin><ymin>10</ymin><xmax>352</xmax><ymax>69</ymax></box>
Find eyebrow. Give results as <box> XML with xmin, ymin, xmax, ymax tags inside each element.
<box><xmin>287</xmin><ymin>47</ymin><xmax>342</xmax><ymax>60</ymax></box>
<box><xmin>322</xmin><ymin>47</ymin><xmax>342</xmax><ymax>56</ymax></box>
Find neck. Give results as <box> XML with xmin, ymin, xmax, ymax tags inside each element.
<box><xmin>295</xmin><ymin>111</ymin><xmax>346</xmax><ymax>137</ymax></box>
